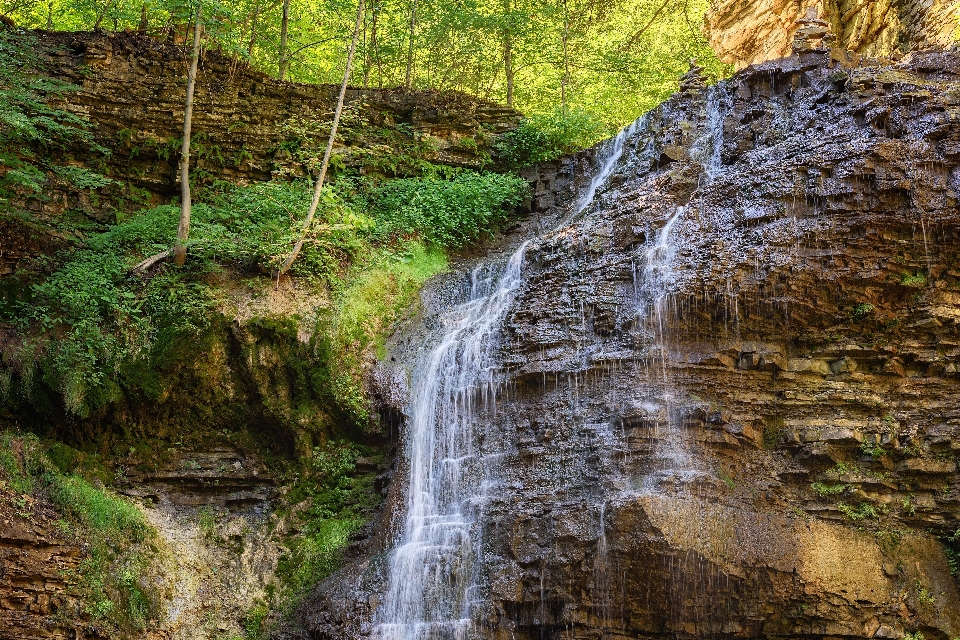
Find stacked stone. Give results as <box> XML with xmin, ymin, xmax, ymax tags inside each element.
<box><xmin>678</xmin><ymin>58</ymin><xmax>707</xmax><ymax>93</ymax></box>
<box><xmin>791</xmin><ymin>6</ymin><xmax>836</xmax><ymax>53</ymax></box>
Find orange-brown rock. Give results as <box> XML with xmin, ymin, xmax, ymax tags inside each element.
<box><xmin>0</xmin><ymin>487</ymin><xmax>102</xmax><ymax>640</ymax></box>
<box><xmin>705</xmin><ymin>0</ymin><xmax>960</xmax><ymax>69</ymax></box>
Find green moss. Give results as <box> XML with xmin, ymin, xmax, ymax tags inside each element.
<box><xmin>0</xmin><ymin>430</ymin><xmax>160</xmax><ymax>634</ymax></box>
<box><xmin>316</xmin><ymin>242</ymin><xmax>447</xmax><ymax>425</ymax></box>
<box><xmin>274</xmin><ymin>441</ymin><xmax>384</xmax><ymax>612</ymax></box>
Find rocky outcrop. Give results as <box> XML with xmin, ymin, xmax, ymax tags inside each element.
<box><xmin>705</xmin><ymin>0</ymin><xmax>960</xmax><ymax>69</ymax></box>
<box><xmin>305</xmin><ymin>49</ymin><xmax>960</xmax><ymax>640</ymax></box>
<box><xmin>0</xmin><ymin>487</ymin><xmax>98</xmax><ymax>640</ymax></box>
<box><xmin>0</xmin><ymin>29</ymin><xmax>519</xmax><ymax>277</ymax></box>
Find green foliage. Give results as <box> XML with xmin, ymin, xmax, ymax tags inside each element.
<box><xmin>0</xmin><ymin>430</ymin><xmax>158</xmax><ymax>633</ymax></box>
<box><xmin>276</xmin><ymin>441</ymin><xmax>381</xmax><ymax>608</ymax></box>
<box><xmin>0</xmin><ymin>166</ymin><xmax>525</xmax><ymax>423</ymax></box>
<box><xmin>0</xmin><ymin>27</ymin><xmax>108</xmax><ymax>202</ymax></box>
<box><xmin>861</xmin><ymin>440</ymin><xmax>888</xmax><ymax>459</ymax></box>
<box><xmin>315</xmin><ymin>242</ymin><xmax>447</xmax><ymax>423</ymax></box>
<box><xmin>718</xmin><ymin>467</ymin><xmax>735</xmax><ymax>490</ymax></box>
<box><xmin>837</xmin><ymin>502</ymin><xmax>885</xmax><ymax>522</ymax></box>
<box><xmin>811</xmin><ymin>482</ymin><xmax>846</xmax><ymax>497</ymax></box>
<box><xmin>944</xmin><ymin>527</ymin><xmax>960</xmax><ymax>578</ymax></box>
<box><xmin>6</xmin><ymin>0</ymin><xmax>728</xmax><ymax>134</ymax></box>
<box><xmin>370</xmin><ymin>171</ymin><xmax>528</xmax><ymax>247</ymax></box>
<box><xmin>197</xmin><ymin>505</ymin><xmax>219</xmax><ymax>540</ymax></box>
<box><xmin>900</xmin><ymin>272</ymin><xmax>928</xmax><ymax>287</ymax></box>
<box><xmin>915</xmin><ymin>580</ymin><xmax>935</xmax><ymax>605</ymax></box>
<box><xmin>495</xmin><ymin>108</ymin><xmax>612</xmax><ymax>167</ymax></box>
<box><xmin>849</xmin><ymin>302</ymin><xmax>875</xmax><ymax>321</ymax></box>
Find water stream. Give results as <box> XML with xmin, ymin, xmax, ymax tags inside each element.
<box><xmin>375</xmin><ymin>117</ymin><xmax>646</xmax><ymax>640</ymax></box>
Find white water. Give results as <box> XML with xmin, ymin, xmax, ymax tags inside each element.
<box><xmin>702</xmin><ymin>83</ymin><xmax>729</xmax><ymax>181</ymax></box>
<box><xmin>634</xmin><ymin>207</ymin><xmax>696</xmax><ymax>491</ymax></box>
<box><xmin>375</xmin><ymin>116</ymin><xmax>648</xmax><ymax>640</ymax></box>
<box><xmin>575</xmin><ymin>116</ymin><xmax>647</xmax><ymax>215</ymax></box>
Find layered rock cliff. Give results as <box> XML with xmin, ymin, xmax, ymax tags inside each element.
<box><xmin>705</xmin><ymin>0</ymin><xmax>959</xmax><ymax>69</ymax></box>
<box><xmin>2</xmin><ymin>29</ymin><xmax>518</xmax><ymax>277</ymax></box>
<box><xmin>299</xmin><ymin>47</ymin><xmax>960</xmax><ymax>640</ymax></box>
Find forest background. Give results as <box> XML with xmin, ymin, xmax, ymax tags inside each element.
<box><xmin>2</xmin><ymin>0</ymin><xmax>729</xmax><ymax>138</ymax></box>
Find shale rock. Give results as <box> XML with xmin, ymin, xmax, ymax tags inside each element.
<box><xmin>307</xmin><ymin>48</ymin><xmax>960</xmax><ymax>640</ymax></box>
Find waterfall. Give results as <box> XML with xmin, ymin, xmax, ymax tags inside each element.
<box><xmin>633</xmin><ymin>207</ymin><xmax>697</xmax><ymax>493</ymax></box>
<box><xmin>693</xmin><ymin>82</ymin><xmax>730</xmax><ymax>182</ymax></box>
<box><xmin>575</xmin><ymin>115</ymin><xmax>646</xmax><ymax>215</ymax></box>
<box><xmin>375</xmin><ymin>116</ymin><xmax>648</xmax><ymax>640</ymax></box>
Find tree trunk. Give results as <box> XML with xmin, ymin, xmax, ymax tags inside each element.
<box><xmin>278</xmin><ymin>0</ymin><xmax>365</xmax><ymax>276</ymax></box>
<box><xmin>139</xmin><ymin>2</ymin><xmax>148</xmax><ymax>31</ymax></box>
<box><xmin>362</xmin><ymin>0</ymin><xmax>378</xmax><ymax>88</ymax></box>
<box><xmin>561</xmin><ymin>0</ymin><xmax>569</xmax><ymax>115</ymax></box>
<box><xmin>278</xmin><ymin>0</ymin><xmax>291</xmax><ymax>79</ymax></box>
<box><xmin>404</xmin><ymin>0</ymin><xmax>417</xmax><ymax>89</ymax></box>
<box><xmin>173</xmin><ymin>8</ymin><xmax>202</xmax><ymax>267</ymax></box>
<box><xmin>46</xmin><ymin>0</ymin><xmax>52</xmax><ymax>29</ymax></box>
<box><xmin>502</xmin><ymin>0</ymin><xmax>514</xmax><ymax>107</ymax></box>
<box><xmin>93</xmin><ymin>0</ymin><xmax>114</xmax><ymax>30</ymax></box>
<box><xmin>247</xmin><ymin>1</ymin><xmax>261</xmax><ymax>57</ymax></box>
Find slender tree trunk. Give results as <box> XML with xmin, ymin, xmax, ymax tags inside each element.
<box><xmin>362</xmin><ymin>1</ymin><xmax>378</xmax><ymax>88</ymax></box>
<box><xmin>139</xmin><ymin>2</ymin><xmax>148</xmax><ymax>31</ymax></box>
<box><xmin>93</xmin><ymin>0</ymin><xmax>114</xmax><ymax>29</ymax></box>
<box><xmin>404</xmin><ymin>0</ymin><xmax>417</xmax><ymax>89</ymax></box>
<box><xmin>561</xmin><ymin>0</ymin><xmax>569</xmax><ymax>115</ymax></box>
<box><xmin>173</xmin><ymin>8</ymin><xmax>202</xmax><ymax>267</ymax></box>
<box><xmin>247</xmin><ymin>1</ymin><xmax>261</xmax><ymax>57</ymax></box>
<box><xmin>502</xmin><ymin>0</ymin><xmax>514</xmax><ymax>107</ymax></box>
<box><xmin>46</xmin><ymin>0</ymin><xmax>52</xmax><ymax>29</ymax></box>
<box><xmin>278</xmin><ymin>0</ymin><xmax>291</xmax><ymax>79</ymax></box>
<box><xmin>278</xmin><ymin>0</ymin><xmax>365</xmax><ymax>276</ymax></box>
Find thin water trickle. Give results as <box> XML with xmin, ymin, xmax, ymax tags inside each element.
<box><xmin>575</xmin><ymin>116</ymin><xmax>647</xmax><ymax>216</ymax></box>
<box><xmin>376</xmin><ymin>114</ymin><xmax>651</xmax><ymax>640</ymax></box>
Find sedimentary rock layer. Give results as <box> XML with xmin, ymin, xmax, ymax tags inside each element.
<box><xmin>302</xmin><ymin>48</ymin><xmax>960</xmax><ymax>640</ymax></box>
<box><xmin>705</xmin><ymin>0</ymin><xmax>960</xmax><ymax>68</ymax></box>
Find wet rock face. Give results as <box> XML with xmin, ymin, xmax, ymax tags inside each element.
<box><xmin>705</xmin><ymin>0</ymin><xmax>960</xmax><ymax>69</ymax></box>
<box><xmin>308</xmin><ymin>50</ymin><xmax>960</xmax><ymax>639</ymax></box>
<box><xmin>484</xmin><ymin>49</ymin><xmax>960</xmax><ymax>639</ymax></box>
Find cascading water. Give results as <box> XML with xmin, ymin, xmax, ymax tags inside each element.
<box><xmin>375</xmin><ymin>116</ymin><xmax>648</xmax><ymax>640</ymax></box>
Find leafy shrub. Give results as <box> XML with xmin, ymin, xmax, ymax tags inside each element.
<box><xmin>370</xmin><ymin>171</ymin><xmax>527</xmax><ymax>247</ymax></box>
<box><xmin>0</xmin><ymin>28</ymin><xmax>109</xmax><ymax>202</ymax></box>
<box><xmin>495</xmin><ymin>107</ymin><xmax>613</xmax><ymax>168</ymax></box>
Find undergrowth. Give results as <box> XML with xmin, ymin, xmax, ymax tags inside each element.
<box><xmin>0</xmin><ymin>430</ymin><xmax>159</xmax><ymax>634</ymax></box>
<box><xmin>494</xmin><ymin>107</ymin><xmax>613</xmax><ymax>168</ymax></box>
<box><xmin>0</xmin><ymin>171</ymin><xmax>524</xmax><ymax>422</ymax></box>
<box><xmin>273</xmin><ymin>441</ymin><xmax>383</xmax><ymax>612</ymax></box>
<box><xmin>0</xmin><ymin>28</ymin><xmax>110</xmax><ymax>204</ymax></box>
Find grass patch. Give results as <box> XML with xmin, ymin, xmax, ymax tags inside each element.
<box><xmin>316</xmin><ymin>242</ymin><xmax>447</xmax><ymax>423</ymax></box>
<box><xmin>0</xmin><ymin>430</ymin><xmax>159</xmax><ymax>634</ymax></box>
